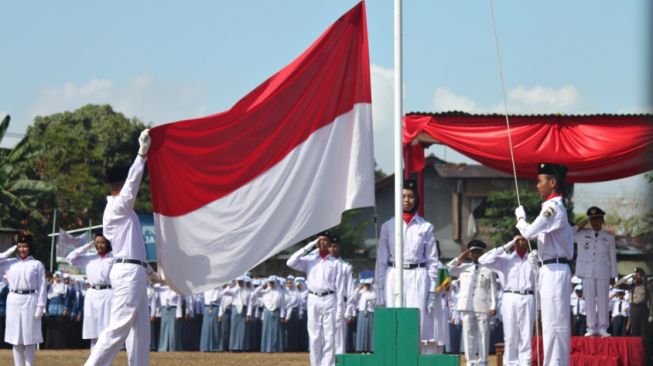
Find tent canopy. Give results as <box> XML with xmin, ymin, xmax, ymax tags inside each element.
<box><xmin>403</xmin><ymin>112</ymin><xmax>653</xmax><ymax>183</ymax></box>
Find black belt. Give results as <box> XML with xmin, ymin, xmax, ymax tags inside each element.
<box><xmin>90</xmin><ymin>285</ymin><xmax>111</xmax><ymax>290</ymax></box>
<box><xmin>309</xmin><ymin>290</ymin><xmax>335</xmax><ymax>297</ymax></box>
<box><xmin>10</xmin><ymin>289</ymin><xmax>35</xmax><ymax>295</ymax></box>
<box><xmin>504</xmin><ymin>289</ymin><xmax>534</xmax><ymax>295</ymax></box>
<box><xmin>114</xmin><ymin>258</ymin><xmax>147</xmax><ymax>267</ymax></box>
<box><xmin>164</xmin><ymin>306</ymin><xmax>177</xmax><ymax>310</ymax></box>
<box><xmin>387</xmin><ymin>261</ymin><xmax>427</xmax><ymax>269</ymax></box>
<box><xmin>539</xmin><ymin>258</ymin><xmax>570</xmax><ymax>266</ymax></box>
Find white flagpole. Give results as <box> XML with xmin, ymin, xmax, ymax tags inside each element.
<box><xmin>393</xmin><ymin>0</ymin><xmax>404</xmax><ymax>307</ymax></box>
<box><xmin>49</xmin><ymin>208</ymin><xmax>57</xmax><ymax>272</ymax></box>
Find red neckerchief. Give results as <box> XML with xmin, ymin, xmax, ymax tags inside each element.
<box><xmin>18</xmin><ymin>254</ymin><xmax>29</xmax><ymax>260</ymax></box>
<box><xmin>546</xmin><ymin>193</ymin><xmax>562</xmax><ymax>201</ymax></box>
<box><xmin>516</xmin><ymin>247</ymin><xmax>527</xmax><ymax>258</ymax></box>
<box><xmin>98</xmin><ymin>251</ymin><xmax>108</xmax><ymax>258</ymax></box>
<box><xmin>403</xmin><ymin>212</ymin><xmax>415</xmax><ymax>224</ymax></box>
<box><xmin>319</xmin><ymin>250</ymin><xmax>329</xmax><ymax>259</ymax></box>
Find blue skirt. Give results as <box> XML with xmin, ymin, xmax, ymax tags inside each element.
<box><xmin>158</xmin><ymin>307</ymin><xmax>181</xmax><ymax>352</ymax></box>
<box><xmin>229</xmin><ymin>308</ymin><xmax>248</xmax><ymax>351</ymax></box>
<box><xmin>200</xmin><ymin>306</ymin><xmax>221</xmax><ymax>352</ymax></box>
<box><xmin>261</xmin><ymin>309</ymin><xmax>283</xmax><ymax>352</ymax></box>
<box><xmin>355</xmin><ymin>311</ymin><xmax>374</xmax><ymax>352</ymax></box>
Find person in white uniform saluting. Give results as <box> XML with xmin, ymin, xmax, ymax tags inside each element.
<box><xmin>478</xmin><ymin>235</ymin><xmax>536</xmax><ymax>366</ymax></box>
<box><xmin>515</xmin><ymin>162</ymin><xmax>573</xmax><ymax>366</ymax></box>
<box><xmin>85</xmin><ymin>129</ymin><xmax>162</xmax><ymax>366</ymax></box>
<box><xmin>375</xmin><ymin>180</ymin><xmax>440</xmax><ymax>353</ymax></box>
<box><xmin>66</xmin><ymin>233</ymin><xmax>114</xmax><ymax>350</ymax></box>
<box><xmin>573</xmin><ymin>206</ymin><xmax>616</xmax><ymax>337</ymax></box>
<box><xmin>0</xmin><ymin>232</ymin><xmax>47</xmax><ymax>366</ymax></box>
<box><xmin>447</xmin><ymin>240</ymin><xmax>497</xmax><ymax>366</ymax></box>
<box><xmin>287</xmin><ymin>231</ymin><xmax>345</xmax><ymax>366</ymax></box>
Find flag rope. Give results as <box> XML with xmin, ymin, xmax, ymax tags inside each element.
<box><xmin>488</xmin><ymin>1</ymin><xmax>541</xmax><ymax>365</ymax></box>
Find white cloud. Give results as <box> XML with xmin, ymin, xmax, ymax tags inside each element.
<box><xmin>433</xmin><ymin>87</ymin><xmax>477</xmax><ymax>112</ymax></box>
<box><xmin>509</xmin><ymin>84</ymin><xmax>578</xmax><ymax>110</ymax></box>
<box><xmin>370</xmin><ymin>64</ymin><xmax>395</xmax><ymax>173</ymax></box>
<box><xmin>29</xmin><ymin>74</ymin><xmax>207</xmax><ymax>125</ymax></box>
<box><xmin>432</xmin><ymin>84</ymin><xmax>581</xmax><ymax>114</ymax></box>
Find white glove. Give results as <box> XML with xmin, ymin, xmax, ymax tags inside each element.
<box><xmin>427</xmin><ymin>293</ymin><xmax>437</xmax><ymax>313</ymax></box>
<box><xmin>336</xmin><ymin>310</ymin><xmax>344</xmax><ymax>322</ymax></box>
<box><xmin>502</xmin><ymin>238</ymin><xmax>517</xmax><ymax>253</ymax></box>
<box><xmin>649</xmin><ymin>316</ymin><xmax>653</xmax><ymax>323</ymax></box>
<box><xmin>515</xmin><ymin>206</ymin><xmax>526</xmax><ymax>221</ymax></box>
<box><xmin>0</xmin><ymin>245</ymin><xmax>16</xmax><ymax>259</ymax></box>
<box><xmin>138</xmin><ymin>128</ymin><xmax>151</xmax><ymax>156</ymax></box>
<box><xmin>527</xmin><ymin>250</ymin><xmax>539</xmax><ymax>266</ymax></box>
<box><xmin>302</xmin><ymin>239</ymin><xmax>318</xmax><ymax>254</ymax></box>
<box><xmin>34</xmin><ymin>306</ymin><xmax>44</xmax><ymax>319</ymax></box>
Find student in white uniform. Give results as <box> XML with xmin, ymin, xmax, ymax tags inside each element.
<box><xmin>0</xmin><ymin>233</ymin><xmax>47</xmax><ymax>366</ymax></box>
<box><xmin>375</xmin><ymin>180</ymin><xmax>439</xmax><ymax>353</ymax></box>
<box><xmin>609</xmin><ymin>288</ymin><xmax>629</xmax><ymax>336</ymax></box>
<box><xmin>515</xmin><ymin>163</ymin><xmax>573</xmax><ymax>366</ymax></box>
<box><xmin>571</xmin><ymin>285</ymin><xmax>587</xmax><ymax>336</ymax></box>
<box><xmin>447</xmin><ymin>240</ymin><xmax>497</xmax><ymax>366</ymax></box>
<box><xmin>573</xmin><ymin>206</ymin><xmax>617</xmax><ymax>337</ymax></box>
<box><xmin>478</xmin><ymin>235</ymin><xmax>536</xmax><ymax>366</ymax></box>
<box><xmin>66</xmin><ymin>233</ymin><xmax>114</xmax><ymax>350</ymax></box>
<box><xmin>287</xmin><ymin>231</ymin><xmax>345</xmax><ymax>366</ymax></box>
<box><xmin>85</xmin><ymin>129</ymin><xmax>162</xmax><ymax>366</ymax></box>
<box><xmin>329</xmin><ymin>236</ymin><xmax>354</xmax><ymax>355</ymax></box>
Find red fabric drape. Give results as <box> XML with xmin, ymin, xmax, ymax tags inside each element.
<box><xmin>532</xmin><ymin>336</ymin><xmax>644</xmax><ymax>366</ymax></box>
<box><xmin>404</xmin><ymin>114</ymin><xmax>653</xmax><ymax>183</ymax></box>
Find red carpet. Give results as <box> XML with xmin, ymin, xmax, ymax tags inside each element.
<box><xmin>531</xmin><ymin>336</ymin><xmax>644</xmax><ymax>366</ymax></box>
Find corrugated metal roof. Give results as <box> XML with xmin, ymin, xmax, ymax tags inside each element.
<box><xmin>406</xmin><ymin>111</ymin><xmax>653</xmax><ymax>118</ymax></box>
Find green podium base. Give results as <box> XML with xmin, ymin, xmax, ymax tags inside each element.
<box><xmin>336</xmin><ymin>308</ymin><xmax>459</xmax><ymax>366</ymax></box>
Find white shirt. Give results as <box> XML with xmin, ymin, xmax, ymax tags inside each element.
<box><xmin>0</xmin><ymin>256</ymin><xmax>47</xmax><ymax>308</ymax></box>
<box><xmin>158</xmin><ymin>286</ymin><xmax>182</xmax><ymax>318</ymax></box>
<box><xmin>447</xmin><ymin>259</ymin><xmax>497</xmax><ymax>313</ymax></box>
<box><xmin>572</xmin><ymin>295</ymin><xmax>586</xmax><ymax>316</ymax></box>
<box><xmin>353</xmin><ymin>286</ymin><xmax>377</xmax><ymax>313</ymax></box>
<box><xmin>203</xmin><ymin>287</ymin><xmax>222</xmax><ymax>306</ymax></box>
<box><xmin>66</xmin><ymin>242</ymin><xmax>113</xmax><ymax>286</ymax></box>
<box><xmin>610</xmin><ymin>297</ymin><xmax>629</xmax><ymax>317</ymax></box>
<box><xmin>375</xmin><ymin>215</ymin><xmax>439</xmax><ymax>297</ymax></box>
<box><xmin>221</xmin><ymin>285</ymin><xmax>251</xmax><ymax>315</ymax></box>
<box><xmin>103</xmin><ymin>155</ymin><xmax>147</xmax><ymax>261</ymax></box>
<box><xmin>574</xmin><ymin>228</ymin><xmax>617</xmax><ymax>279</ymax></box>
<box><xmin>249</xmin><ymin>286</ymin><xmax>285</xmax><ymax>316</ymax></box>
<box><xmin>478</xmin><ymin>247</ymin><xmax>535</xmax><ymax>293</ymax></box>
<box><xmin>517</xmin><ymin>196</ymin><xmax>573</xmax><ymax>261</ymax></box>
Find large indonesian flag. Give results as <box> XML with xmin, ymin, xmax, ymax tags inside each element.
<box><xmin>147</xmin><ymin>3</ymin><xmax>374</xmax><ymax>294</ymax></box>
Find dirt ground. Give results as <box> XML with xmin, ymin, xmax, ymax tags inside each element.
<box><xmin>0</xmin><ymin>349</ymin><xmax>498</xmax><ymax>365</ymax></box>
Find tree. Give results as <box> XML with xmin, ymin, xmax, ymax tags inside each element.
<box><xmin>0</xmin><ymin>114</ymin><xmax>53</xmax><ymax>231</ymax></box>
<box><xmin>478</xmin><ymin>190</ymin><xmax>543</xmax><ymax>246</ymax></box>
<box><xmin>7</xmin><ymin>105</ymin><xmax>151</xmax><ymax>262</ymax></box>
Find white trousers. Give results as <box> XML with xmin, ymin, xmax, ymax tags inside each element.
<box><xmin>385</xmin><ymin>267</ymin><xmax>431</xmax><ymax>341</ymax></box>
<box><xmin>580</xmin><ymin>277</ymin><xmax>609</xmax><ymax>333</ymax></box>
<box><xmin>307</xmin><ymin>293</ymin><xmax>336</xmax><ymax>366</ymax></box>
<box><xmin>334</xmin><ymin>311</ymin><xmax>346</xmax><ymax>354</ymax></box>
<box><xmin>12</xmin><ymin>344</ymin><xmax>36</xmax><ymax>366</ymax></box>
<box><xmin>539</xmin><ymin>264</ymin><xmax>571</xmax><ymax>366</ymax></box>
<box><xmin>461</xmin><ymin>311</ymin><xmax>489</xmax><ymax>366</ymax></box>
<box><xmin>501</xmin><ymin>293</ymin><xmax>535</xmax><ymax>366</ymax></box>
<box><xmin>84</xmin><ymin>263</ymin><xmax>150</xmax><ymax>366</ymax></box>
<box><xmin>83</xmin><ymin>287</ymin><xmax>113</xmax><ymax>339</ymax></box>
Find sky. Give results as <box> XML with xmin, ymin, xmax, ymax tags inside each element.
<box><xmin>1</xmin><ymin>1</ymin><xmax>651</xmax><ymax>215</ymax></box>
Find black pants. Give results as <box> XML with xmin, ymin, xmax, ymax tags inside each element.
<box><xmin>572</xmin><ymin>314</ymin><xmax>587</xmax><ymax>336</ymax></box>
<box><xmin>611</xmin><ymin>315</ymin><xmax>627</xmax><ymax>337</ymax></box>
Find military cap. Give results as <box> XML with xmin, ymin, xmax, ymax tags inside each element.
<box><xmin>537</xmin><ymin>163</ymin><xmax>568</xmax><ymax>178</ymax></box>
<box><xmin>586</xmin><ymin>206</ymin><xmax>605</xmax><ymax>218</ymax></box>
<box><xmin>468</xmin><ymin>240</ymin><xmax>487</xmax><ymax>252</ymax></box>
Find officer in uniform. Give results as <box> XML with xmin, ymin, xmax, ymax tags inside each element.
<box><xmin>447</xmin><ymin>240</ymin><xmax>497</xmax><ymax>366</ymax></box>
<box><xmin>573</xmin><ymin>206</ymin><xmax>616</xmax><ymax>337</ymax></box>
<box><xmin>515</xmin><ymin>162</ymin><xmax>573</xmax><ymax>366</ymax></box>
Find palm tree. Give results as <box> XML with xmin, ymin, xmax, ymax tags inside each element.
<box><xmin>0</xmin><ymin>114</ymin><xmax>52</xmax><ymax>228</ymax></box>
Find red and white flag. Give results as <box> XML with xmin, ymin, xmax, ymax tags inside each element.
<box><xmin>147</xmin><ymin>3</ymin><xmax>374</xmax><ymax>294</ymax></box>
